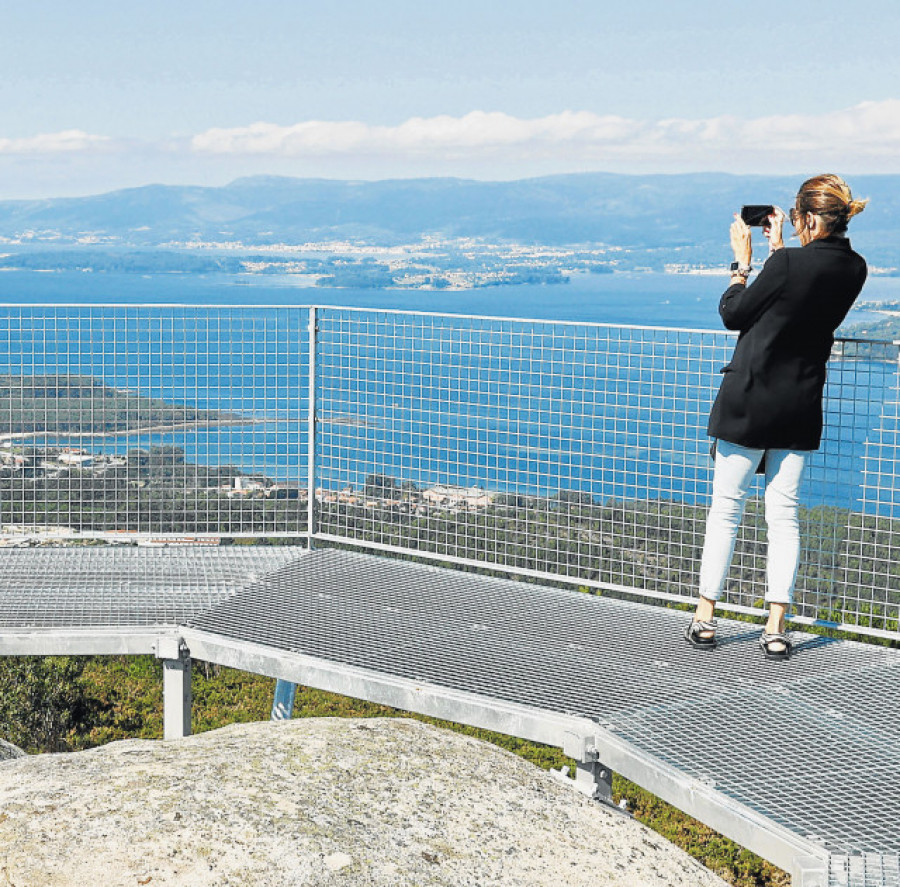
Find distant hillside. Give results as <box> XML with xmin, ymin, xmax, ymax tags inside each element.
<box><xmin>0</xmin><ymin>173</ymin><xmax>895</xmax><ymax>261</ymax></box>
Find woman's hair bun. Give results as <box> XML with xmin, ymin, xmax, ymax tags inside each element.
<box><xmin>797</xmin><ymin>175</ymin><xmax>867</xmax><ymax>233</ymax></box>
<box><xmin>846</xmin><ymin>197</ymin><xmax>868</xmax><ymax>220</ymax></box>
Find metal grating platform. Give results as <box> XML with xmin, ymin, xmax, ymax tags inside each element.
<box><xmin>830</xmin><ymin>854</ymin><xmax>900</xmax><ymax>887</ymax></box>
<box><xmin>2</xmin><ymin>545</ymin><xmax>899</xmax><ymax>884</ymax></box>
<box><xmin>0</xmin><ymin>547</ymin><xmax>306</xmax><ymax>634</ymax></box>
<box><xmin>185</xmin><ymin>549</ymin><xmax>900</xmax><ymax>861</ymax></box>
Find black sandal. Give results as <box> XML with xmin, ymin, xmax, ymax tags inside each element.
<box><xmin>759</xmin><ymin>631</ymin><xmax>792</xmax><ymax>661</ymax></box>
<box><xmin>685</xmin><ymin>618</ymin><xmax>717</xmax><ymax>650</ymax></box>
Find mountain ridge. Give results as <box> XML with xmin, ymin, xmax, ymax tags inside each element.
<box><xmin>1</xmin><ymin>172</ymin><xmax>895</xmax><ymax>259</ymax></box>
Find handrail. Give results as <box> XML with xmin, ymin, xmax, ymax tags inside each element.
<box><xmin>0</xmin><ymin>301</ymin><xmax>894</xmax><ymax>343</ymax></box>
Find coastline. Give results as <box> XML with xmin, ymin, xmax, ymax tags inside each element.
<box><xmin>0</xmin><ymin>416</ymin><xmax>263</xmax><ymax>444</ymax></box>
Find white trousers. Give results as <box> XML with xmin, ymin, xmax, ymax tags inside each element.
<box><xmin>699</xmin><ymin>440</ymin><xmax>809</xmax><ymax>606</ymax></box>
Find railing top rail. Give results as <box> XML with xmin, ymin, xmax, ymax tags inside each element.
<box><xmin>836</xmin><ymin>334</ymin><xmax>900</xmax><ymax>346</ymax></box>
<box><xmin>307</xmin><ymin>304</ymin><xmax>738</xmax><ymax>336</ymax></box>
<box><xmin>0</xmin><ymin>302</ymin><xmax>310</xmax><ymax>311</ymax></box>
<box><xmin>0</xmin><ymin>301</ymin><xmax>896</xmax><ymax>345</ymax></box>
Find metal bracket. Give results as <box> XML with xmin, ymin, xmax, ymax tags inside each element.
<box><xmin>154</xmin><ymin>636</ymin><xmax>190</xmax><ymax>663</ymax></box>
<box><xmin>793</xmin><ymin>854</ymin><xmax>828</xmax><ymax>887</ymax></box>
<box><xmin>562</xmin><ymin>731</ymin><xmax>599</xmax><ymax>762</ymax></box>
<box><xmin>556</xmin><ymin>733</ymin><xmax>613</xmax><ymax>803</ymax></box>
<box><xmin>550</xmin><ymin>761</ymin><xmax>619</xmax><ymax>807</ymax></box>
<box><xmin>575</xmin><ymin>759</ymin><xmax>613</xmax><ymax>802</ymax></box>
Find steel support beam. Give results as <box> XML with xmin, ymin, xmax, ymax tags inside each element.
<box><xmin>271</xmin><ymin>680</ymin><xmax>297</xmax><ymax>721</ymax></box>
<box><xmin>0</xmin><ymin>630</ymin><xmax>160</xmax><ymax>656</ymax></box>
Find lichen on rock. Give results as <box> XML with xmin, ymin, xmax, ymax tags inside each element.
<box><xmin>0</xmin><ymin>738</ymin><xmax>25</xmax><ymax>761</ymax></box>
<box><xmin>0</xmin><ymin>717</ymin><xmax>728</xmax><ymax>886</ymax></box>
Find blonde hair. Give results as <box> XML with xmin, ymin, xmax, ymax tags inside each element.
<box><xmin>795</xmin><ymin>174</ymin><xmax>868</xmax><ymax>235</ymax></box>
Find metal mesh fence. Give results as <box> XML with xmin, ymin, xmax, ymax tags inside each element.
<box><xmin>3</xmin><ymin>304</ymin><xmax>898</xmax><ymax>639</ymax></box>
<box><xmin>313</xmin><ymin>308</ymin><xmax>900</xmax><ymax>639</ymax></box>
<box><xmin>0</xmin><ymin>305</ymin><xmax>309</xmax><ymax>540</ymax></box>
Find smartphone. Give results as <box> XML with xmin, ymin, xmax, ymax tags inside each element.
<box><xmin>740</xmin><ymin>205</ymin><xmax>775</xmax><ymax>227</ymax></box>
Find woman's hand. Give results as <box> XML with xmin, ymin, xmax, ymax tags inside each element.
<box><xmin>764</xmin><ymin>206</ymin><xmax>787</xmax><ymax>251</ymax></box>
<box><xmin>730</xmin><ymin>215</ymin><xmax>752</xmax><ymax>265</ymax></box>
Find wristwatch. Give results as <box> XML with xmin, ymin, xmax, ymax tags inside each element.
<box><xmin>729</xmin><ymin>261</ymin><xmax>752</xmax><ymax>276</ymax></box>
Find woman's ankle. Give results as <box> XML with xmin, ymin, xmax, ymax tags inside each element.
<box><xmin>695</xmin><ymin>596</ymin><xmax>716</xmax><ymax>623</ymax></box>
<box><xmin>765</xmin><ymin>602</ymin><xmax>789</xmax><ymax>635</ymax></box>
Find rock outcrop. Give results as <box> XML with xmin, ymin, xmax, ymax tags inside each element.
<box><xmin>0</xmin><ymin>738</ymin><xmax>24</xmax><ymax>762</ymax></box>
<box><xmin>0</xmin><ymin>717</ymin><xmax>728</xmax><ymax>886</ymax></box>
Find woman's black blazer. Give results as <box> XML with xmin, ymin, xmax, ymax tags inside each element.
<box><xmin>707</xmin><ymin>235</ymin><xmax>867</xmax><ymax>451</ymax></box>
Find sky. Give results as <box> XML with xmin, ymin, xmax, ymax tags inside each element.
<box><xmin>2</xmin><ymin>0</ymin><xmax>900</xmax><ymax>198</ymax></box>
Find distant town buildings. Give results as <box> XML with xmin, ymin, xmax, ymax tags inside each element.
<box><xmin>0</xmin><ymin>438</ymin><xmax>503</xmax><ymax>545</ymax></box>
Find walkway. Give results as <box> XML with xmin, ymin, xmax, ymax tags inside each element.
<box><xmin>1</xmin><ymin>545</ymin><xmax>898</xmax><ymax>886</ymax></box>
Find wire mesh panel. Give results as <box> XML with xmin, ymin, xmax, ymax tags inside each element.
<box><xmin>312</xmin><ymin>308</ymin><xmax>900</xmax><ymax>640</ymax></box>
<box><xmin>0</xmin><ymin>305</ymin><xmax>309</xmax><ymax>540</ymax></box>
<box><xmin>3</xmin><ymin>304</ymin><xmax>898</xmax><ymax>638</ymax></box>
<box><xmin>794</xmin><ymin>338</ymin><xmax>900</xmax><ymax>636</ymax></box>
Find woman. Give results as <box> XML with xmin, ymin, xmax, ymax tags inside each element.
<box><xmin>685</xmin><ymin>174</ymin><xmax>868</xmax><ymax>660</ymax></box>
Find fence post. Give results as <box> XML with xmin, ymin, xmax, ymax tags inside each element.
<box><xmin>156</xmin><ymin>637</ymin><xmax>191</xmax><ymax>739</ymax></box>
<box><xmin>307</xmin><ymin>305</ymin><xmax>318</xmax><ymax>548</ymax></box>
<box><xmin>271</xmin><ymin>307</ymin><xmax>317</xmax><ymax>720</ymax></box>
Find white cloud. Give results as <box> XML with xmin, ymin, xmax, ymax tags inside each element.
<box><xmin>190</xmin><ymin>101</ymin><xmax>900</xmax><ymax>169</ymax></box>
<box><xmin>4</xmin><ymin>102</ymin><xmax>900</xmax><ymax>198</ymax></box>
<box><xmin>190</xmin><ymin>111</ymin><xmax>645</xmax><ymax>157</ymax></box>
<box><xmin>0</xmin><ymin>130</ymin><xmax>112</xmax><ymax>155</ymax></box>
<box><xmin>6</xmin><ymin>103</ymin><xmax>900</xmax><ymax>166</ymax></box>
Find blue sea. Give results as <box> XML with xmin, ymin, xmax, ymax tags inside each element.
<box><xmin>2</xmin><ymin>270</ymin><xmax>899</xmax><ymax>513</ymax></box>
<box><xmin>2</xmin><ymin>268</ymin><xmax>898</xmax><ymax>326</ymax></box>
